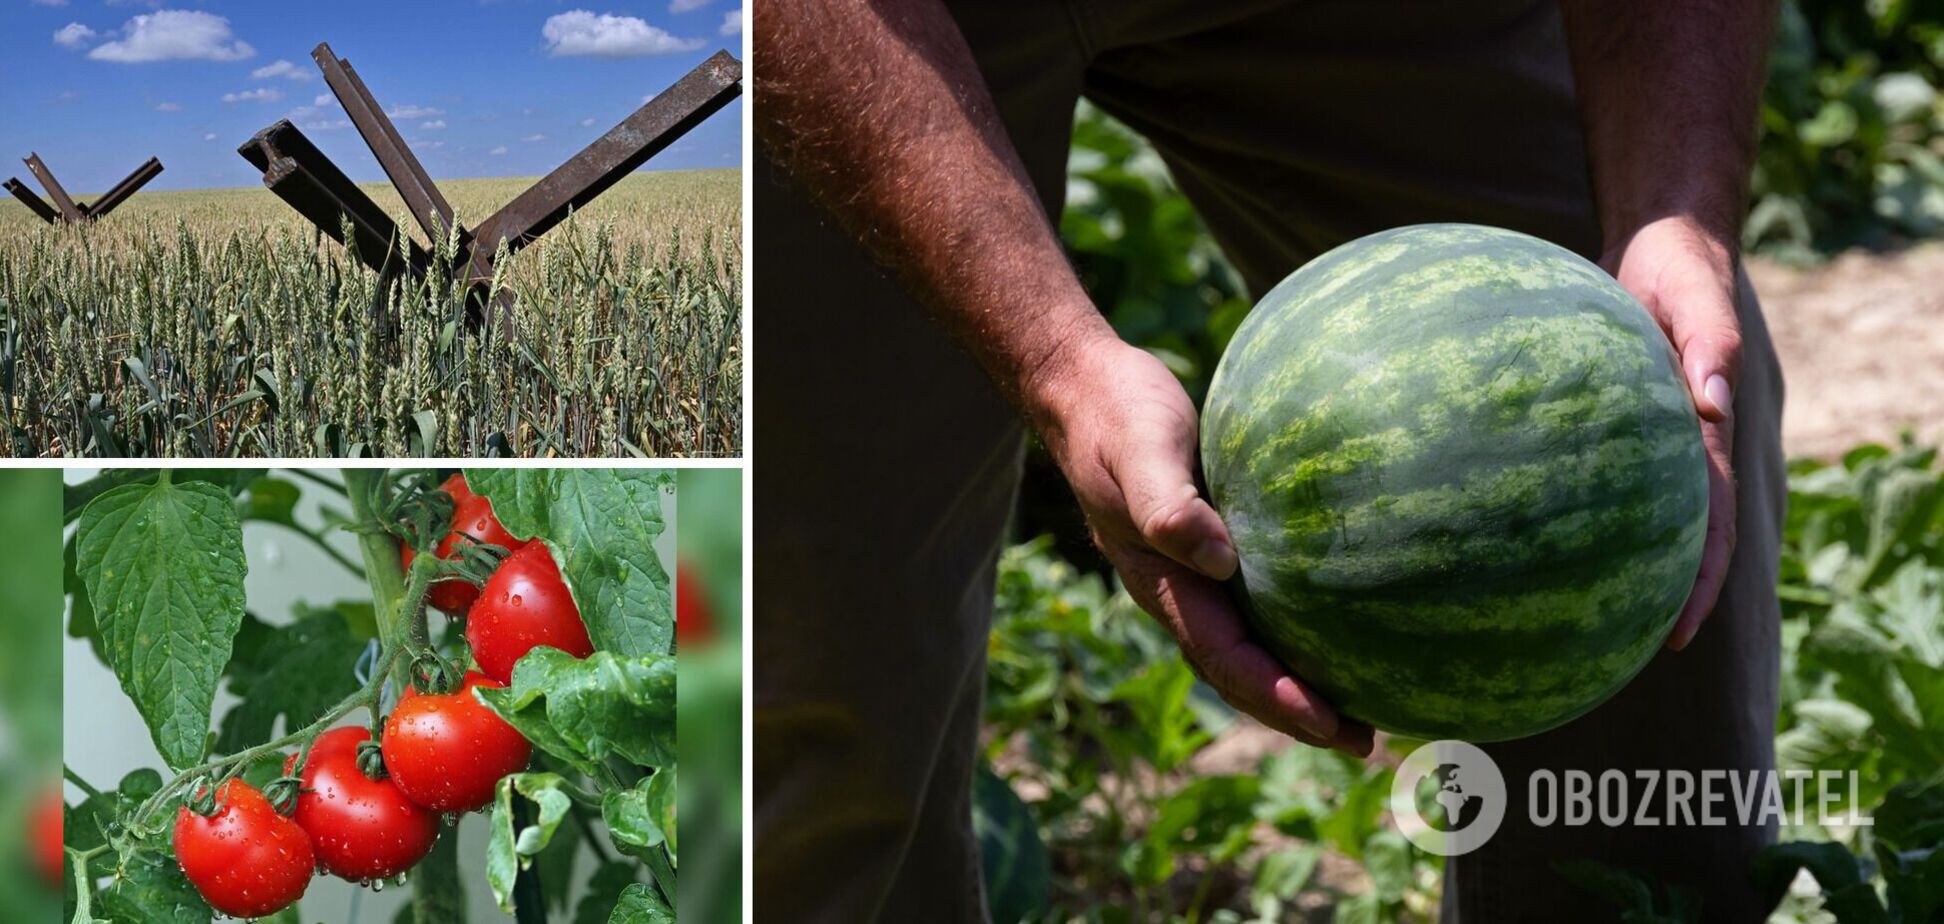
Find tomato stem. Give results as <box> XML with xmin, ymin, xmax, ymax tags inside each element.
<box><xmin>62</xmin><ymin>765</ymin><xmax>103</xmax><ymax>801</ymax></box>
<box><xmin>345</xmin><ymin>470</ymin><xmax>415</xmax><ymax>694</ymax></box>
<box><xmin>129</xmin><ymin>643</ymin><xmax>402</xmax><ymax>831</ymax></box>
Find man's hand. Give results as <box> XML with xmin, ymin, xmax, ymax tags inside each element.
<box><xmin>1559</xmin><ymin>0</ymin><xmax>1774</xmax><ymax>648</ymax></box>
<box><xmin>1027</xmin><ymin>332</ymin><xmax>1375</xmax><ymax>757</ymax></box>
<box><xmin>1602</xmin><ymin>217</ymin><xmax>1742</xmax><ymax>651</ymax></box>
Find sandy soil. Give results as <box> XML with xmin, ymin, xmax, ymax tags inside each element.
<box><xmin>1748</xmin><ymin>242</ymin><xmax>1944</xmax><ymax>459</ymax></box>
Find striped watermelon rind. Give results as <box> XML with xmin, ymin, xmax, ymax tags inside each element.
<box><xmin>1201</xmin><ymin>223</ymin><xmax>1707</xmax><ymax>743</ymax></box>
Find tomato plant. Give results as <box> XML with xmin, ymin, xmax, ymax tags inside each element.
<box><xmin>383</xmin><ymin>672</ymin><xmax>534</xmax><ymax>813</ymax></box>
<box><xmin>286</xmin><ymin>726</ymin><xmax>439</xmax><ymax>881</ymax></box>
<box><xmin>62</xmin><ymin>468</ymin><xmax>686</xmax><ymax>922</ymax></box>
<box><xmin>401</xmin><ymin>473</ymin><xmax>526</xmax><ymax>615</ymax></box>
<box><xmin>172</xmin><ymin>779</ymin><xmax>314</xmax><ymax>918</ymax></box>
<box><xmin>467</xmin><ymin>542</ymin><xmax>594</xmax><ymax>684</ymax></box>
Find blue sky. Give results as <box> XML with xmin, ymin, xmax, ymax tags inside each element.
<box><xmin>0</xmin><ymin>0</ymin><xmax>744</xmax><ymax>193</ymax></box>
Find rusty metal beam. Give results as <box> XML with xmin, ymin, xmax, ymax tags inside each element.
<box><xmin>85</xmin><ymin>157</ymin><xmax>164</xmax><ymax>220</ymax></box>
<box><xmin>4</xmin><ymin>178</ymin><xmax>60</xmax><ymax>224</ymax></box>
<box><xmin>239</xmin><ymin>120</ymin><xmax>430</xmax><ymax>279</ymax></box>
<box><xmin>22</xmin><ymin>153</ymin><xmax>83</xmax><ymax>223</ymax></box>
<box><xmin>464</xmin><ymin>49</ymin><xmax>742</xmax><ymax>281</ymax></box>
<box><xmin>312</xmin><ymin>42</ymin><xmax>459</xmax><ymax>245</ymax></box>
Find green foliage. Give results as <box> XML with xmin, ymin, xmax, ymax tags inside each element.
<box><xmin>74</xmin><ymin>476</ymin><xmax>249</xmax><ymax>769</ymax></box>
<box><xmin>981</xmin><ymin>538</ymin><xmax>1437</xmax><ymax>922</ymax></box>
<box><xmin>214</xmin><ymin>608</ymin><xmax>366</xmax><ymax>754</ymax></box>
<box><xmin>1750</xmin><ymin>0</ymin><xmax>1944</xmax><ymax>258</ymax></box>
<box><xmin>63</xmin><ymin>468</ymin><xmax>681</xmax><ymax>922</ymax></box>
<box><xmin>1774</xmin><ymin>439</ymin><xmax>1944</xmax><ymax>817</ymax></box>
<box><xmin>479</xmin><ymin>649</ymin><xmax>677</xmax><ymax>775</ymax></box>
<box><xmin>1757</xmin><ymin>777</ymin><xmax>1944</xmax><ymax>923</ymax></box>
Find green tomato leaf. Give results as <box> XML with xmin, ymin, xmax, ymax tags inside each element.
<box><xmin>647</xmin><ymin>768</ymin><xmax>676</xmax><ymax>857</ymax></box>
<box><xmin>62</xmin><ymin>469</ymin><xmax>264</xmax><ymax>523</ymax></box>
<box><xmin>476</xmin><ymin>649</ymin><xmax>676</xmax><ymax>773</ymax></box>
<box><xmin>64</xmin><ymin>532</ymin><xmax>105</xmax><ymax>666</ymax></box>
<box><xmin>236</xmin><ymin>475</ymin><xmax>301</xmax><ymax>528</ymax></box>
<box><xmin>96</xmin><ymin>849</ymin><xmax>213</xmax><ymax>924</ymax></box>
<box><xmin>608</xmin><ymin>883</ymin><xmax>674</xmax><ymax>924</ymax></box>
<box><xmin>488</xmin><ymin>772</ymin><xmax>574</xmax><ymax>912</ymax></box>
<box><xmin>603</xmin><ymin>771</ymin><xmax>676</xmax><ymax>865</ymax></box>
<box><xmin>216</xmin><ymin>606</ymin><xmax>365</xmax><ymax>754</ymax></box>
<box><xmin>76</xmin><ymin>479</ymin><xmax>248</xmax><ymax>769</ymax></box>
<box><xmin>466</xmin><ymin>469</ymin><xmax>675</xmax><ymax>656</ymax></box>
<box><xmin>573</xmin><ymin>862</ymin><xmax>643</xmax><ymax>924</ymax></box>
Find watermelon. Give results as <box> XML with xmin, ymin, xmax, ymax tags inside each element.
<box><xmin>1200</xmin><ymin>224</ymin><xmax>1707</xmax><ymax>743</ymax></box>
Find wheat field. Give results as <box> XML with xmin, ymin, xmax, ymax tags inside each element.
<box><xmin>0</xmin><ymin>169</ymin><xmax>741</xmax><ymax>458</ymax></box>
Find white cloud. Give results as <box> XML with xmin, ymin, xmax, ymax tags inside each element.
<box><xmin>222</xmin><ymin>87</ymin><xmax>284</xmax><ymax>104</ymax></box>
<box><xmin>155</xmin><ymin>101</ymin><xmax>180</xmax><ymax>112</ymax></box>
<box><xmin>720</xmin><ymin>10</ymin><xmax>741</xmax><ymax>35</ymax></box>
<box><xmin>581</xmin><ymin>117</ymin><xmax>596</xmax><ymax>127</ymax></box>
<box><xmin>642</xmin><ymin>92</ymin><xmax>657</xmax><ymax>104</ymax></box>
<box><xmin>53</xmin><ymin>23</ymin><xmax>98</xmax><ymax>49</ymax></box>
<box><xmin>203</xmin><ymin>132</ymin><xmax>217</xmax><ymax>141</ymax></box>
<box><xmin>420</xmin><ymin>120</ymin><xmax>447</xmax><ymax>130</ymax></box>
<box><xmin>417</xmin><ymin>140</ymin><xmax>446</xmax><ymax>149</ymax></box>
<box><xmin>387</xmin><ymin>103</ymin><xmax>445</xmax><ymax>119</ymax></box>
<box><xmin>286</xmin><ymin>96</ymin><xmax>348</xmax><ymax>128</ymax></box>
<box><xmin>489</xmin><ymin>145</ymin><xmax>508</xmax><ymax>156</ymax></box>
<box><xmin>669</xmin><ymin>0</ymin><xmax>710</xmax><ymax>11</ymax></box>
<box><xmin>251</xmin><ymin>59</ymin><xmax>313</xmax><ymax>81</ymax></box>
<box><xmin>522</xmin><ymin>134</ymin><xmax>546</xmax><ymax>142</ymax></box>
<box><xmin>89</xmin><ymin>10</ymin><xmax>254</xmax><ymax>63</ymax></box>
<box><xmin>542</xmin><ymin>10</ymin><xmax>701</xmax><ymax>58</ymax></box>
<box><xmin>30</xmin><ymin>0</ymin><xmax>68</xmax><ymax>7</ymax></box>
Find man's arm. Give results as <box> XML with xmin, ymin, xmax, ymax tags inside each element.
<box><xmin>756</xmin><ymin>0</ymin><xmax>1371</xmax><ymax>754</ymax></box>
<box><xmin>1558</xmin><ymin>0</ymin><xmax>1778</xmax><ymax>650</ymax></box>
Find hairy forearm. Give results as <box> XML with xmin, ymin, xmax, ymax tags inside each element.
<box><xmin>754</xmin><ymin>0</ymin><xmax>1111</xmax><ymax>412</ymax></box>
<box><xmin>1558</xmin><ymin>0</ymin><xmax>1778</xmax><ymax>250</ymax></box>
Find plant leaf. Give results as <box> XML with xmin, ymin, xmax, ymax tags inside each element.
<box><xmin>76</xmin><ymin>479</ymin><xmax>248</xmax><ymax>768</ymax></box>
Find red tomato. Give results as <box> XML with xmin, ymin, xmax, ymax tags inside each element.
<box><xmin>676</xmin><ymin>558</ymin><xmax>713</xmax><ymax>645</ymax></box>
<box><xmin>284</xmin><ymin>726</ymin><xmax>439</xmax><ymax>882</ymax></box>
<box><xmin>466</xmin><ymin>542</ymin><xmax>593</xmax><ymax>684</ymax></box>
<box><xmin>402</xmin><ymin>473</ymin><xmax>526</xmax><ymax>615</ymax></box>
<box><xmin>173</xmin><ymin>779</ymin><xmax>313</xmax><ymax>918</ymax></box>
<box><xmin>31</xmin><ymin>788</ymin><xmax>62</xmax><ymax>887</ymax></box>
<box><xmin>382</xmin><ymin>672</ymin><xmax>532</xmax><ymax>813</ymax></box>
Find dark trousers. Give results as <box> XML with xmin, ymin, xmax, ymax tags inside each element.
<box><xmin>754</xmin><ymin>1</ymin><xmax>1786</xmax><ymax>920</ymax></box>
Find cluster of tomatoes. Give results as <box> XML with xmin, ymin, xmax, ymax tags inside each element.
<box><xmin>171</xmin><ymin>474</ymin><xmax>594</xmax><ymax>918</ymax></box>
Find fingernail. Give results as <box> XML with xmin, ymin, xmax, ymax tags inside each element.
<box><xmin>1704</xmin><ymin>375</ymin><xmax>1733</xmax><ymax>417</ymax></box>
<box><xmin>1191</xmin><ymin>539</ymin><xmax>1238</xmax><ymax>580</ymax></box>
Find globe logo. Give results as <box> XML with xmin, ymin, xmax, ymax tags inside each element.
<box><xmin>1427</xmin><ymin>762</ymin><xmax>1486</xmax><ymax>832</ymax></box>
<box><xmin>1390</xmin><ymin>741</ymin><xmax>1506</xmax><ymax>856</ymax></box>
